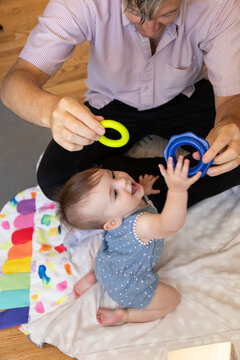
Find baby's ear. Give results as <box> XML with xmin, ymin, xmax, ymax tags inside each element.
<box><xmin>103</xmin><ymin>218</ymin><xmax>122</xmax><ymax>231</ymax></box>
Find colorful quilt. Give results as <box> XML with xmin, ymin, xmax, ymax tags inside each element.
<box><xmin>0</xmin><ymin>186</ymin><xmax>73</xmax><ymax>330</ymax></box>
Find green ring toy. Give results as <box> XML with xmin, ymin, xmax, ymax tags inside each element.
<box><xmin>99</xmin><ymin>120</ymin><xmax>130</xmax><ymax>148</ymax></box>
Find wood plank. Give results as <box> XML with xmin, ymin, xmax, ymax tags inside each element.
<box><xmin>0</xmin><ymin>327</ymin><xmax>73</xmax><ymax>359</ymax></box>
<box><xmin>0</xmin><ymin>0</ymin><xmax>89</xmax><ymax>99</ymax></box>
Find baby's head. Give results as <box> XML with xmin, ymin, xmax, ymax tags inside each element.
<box><xmin>57</xmin><ymin>167</ymin><xmax>144</xmax><ymax>231</ymax></box>
<box><xmin>57</xmin><ymin>168</ymin><xmax>105</xmax><ymax>230</ymax></box>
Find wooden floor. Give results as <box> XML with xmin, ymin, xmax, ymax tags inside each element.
<box><xmin>0</xmin><ymin>0</ymin><xmax>89</xmax><ymax>359</ymax></box>
<box><xmin>0</xmin><ymin>327</ymin><xmax>72</xmax><ymax>360</ymax></box>
<box><xmin>0</xmin><ymin>0</ymin><xmax>89</xmax><ymax>101</ymax></box>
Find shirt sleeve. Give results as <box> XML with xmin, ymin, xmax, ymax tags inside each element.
<box><xmin>19</xmin><ymin>0</ymin><xmax>95</xmax><ymax>75</ymax></box>
<box><xmin>200</xmin><ymin>0</ymin><xmax>240</xmax><ymax>96</ymax></box>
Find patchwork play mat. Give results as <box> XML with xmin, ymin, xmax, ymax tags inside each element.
<box><xmin>0</xmin><ymin>136</ymin><xmax>240</xmax><ymax>360</ymax></box>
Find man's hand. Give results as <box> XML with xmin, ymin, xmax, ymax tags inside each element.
<box><xmin>192</xmin><ymin>94</ymin><xmax>240</xmax><ymax>176</ymax></box>
<box><xmin>203</xmin><ymin>122</ymin><xmax>240</xmax><ymax>175</ymax></box>
<box><xmin>1</xmin><ymin>58</ymin><xmax>106</xmax><ymax>152</ymax></box>
<box><xmin>139</xmin><ymin>174</ymin><xmax>160</xmax><ymax>196</ymax></box>
<box><xmin>49</xmin><ymin>97</ymin><xmax>105</xmax><ymax>151</ymax></box>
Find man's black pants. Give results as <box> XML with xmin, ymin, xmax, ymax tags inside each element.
<box><xmin>37</xmin><ymin>80</ymin><xmax>240</xmax><ymax>212</ymax></box>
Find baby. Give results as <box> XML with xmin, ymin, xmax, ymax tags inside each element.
<box><xmin>57</xmin><ymin>156</ymin><xmax>201</xmax><ymax>326</ymax></box>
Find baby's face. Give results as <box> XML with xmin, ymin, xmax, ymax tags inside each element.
<box><xmin>84</xmin><ymin>169</ymin><xmax>145</xmax><ymax>223</ymax></box>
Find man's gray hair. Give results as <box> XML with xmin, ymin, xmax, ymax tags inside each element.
<box><xmin>124</xmin><ymin>0</ymin><xmax>166</xmax><ymax>23</ymax></box>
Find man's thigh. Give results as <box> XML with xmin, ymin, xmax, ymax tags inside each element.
<box><xmin>146</xmin><ymin>79</ymin><xmax>216</xmax><ymax>139</ymax></box>
<box><xmin>88</xmin><ymin>80</ymin><xmax>216</xmax><ymax>140</ymax></box>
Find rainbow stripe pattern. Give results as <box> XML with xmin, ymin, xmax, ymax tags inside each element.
<box><xmin>0</xmin><ymin>191</ymin><xmax>36</xmax><ymax>329</ymax></box>
<box><xmin>0</xmin><ymin>187</ymin><xmax>72</xmax><ymax>331</ymax></box>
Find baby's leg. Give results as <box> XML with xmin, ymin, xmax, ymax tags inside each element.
<box><xmin>97</xmin><ymin>282</ymin><xmax>179</xmax><ymax>325</ymax></box>
<box><xmin>74</xmin><ymin>271</ymin><xmax>97</xmax><ymax>299</ymax></box>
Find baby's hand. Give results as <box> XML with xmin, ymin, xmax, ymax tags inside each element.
<box><xmin>158</xmin><ymin>156</ymin><xmax>201</xmax><ymax>192</ymax></box>
<box><xmin>139</xmin><ymin>174</ymin><xmax>160</xmax><ymax>196</ymax></box>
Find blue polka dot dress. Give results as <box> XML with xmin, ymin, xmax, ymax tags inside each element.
<box><xmin>95</xmin><ymin>196</ymin><xmax>164</xmax><ymax>309</ymax></box>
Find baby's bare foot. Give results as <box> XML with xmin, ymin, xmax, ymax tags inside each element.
<box><xmin>96</xmin><ymin>308</ymin><xmax>125</xmax><ymax>326</ymax></box>
<box><xmin>74</xmin><ymin>272</ymin><xmax>97</xmax><ymax>298</ymax></box>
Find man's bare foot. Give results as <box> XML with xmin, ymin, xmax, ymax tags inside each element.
<box><xmin>74</xmin><ymin>272</ymin><xmax>97</xmax><ymax>298</ymax></box>
<box><xmin>96</xmin><ymin>308</ymin><xmax>126</xmax><ymax>326</ymax></box>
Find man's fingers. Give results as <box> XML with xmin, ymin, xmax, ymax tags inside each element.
<box><xmin>65</xmin><ymin>120</ymin><xmax>100</xmax><ymax>142</ymax></box>
<box><xmin>54</xmin><ymin>138</ymin><xmax>84</xmax><ymax>152</ymax></box>
<box><xmin>52</xmin><ymin>109</ymin><xmax>103</xmax><ymax>145</ymax></box>
<box><xmin>207</xmin><ymin>158</ymin><xmax>240</xmax><ymax>176</ymax></box>
<box><xmin>56</xmin><ymin>98</ymin><xmax>105</xmax><ymax>136</ymax></box>
<box><xmin>211</xmin><ymin>145</ymin><xmax>240</xmax><ymax>165</ymax></box>
<box><xmin>203</xmin><ymin>128</ymin><xmax>234</xmax><ymax>163</ymax></box>
<box><xmin>53</xmin><ymin>127</ymin><xmax>95</xmax><ymax>152</ymax></box>
<box><xmin>50</xmin><ymin>97</ymin><xmax>106</xmax><ymax>152</ymax></box>
<box><xmin>192</xmin><ymin>151</ymin><xmax>200</xmax><ymax>160</ymax></box>
<box><xmin>66</xmin><ymin>115</ymin><xmax>104</xmax><ymax>141</ymax></box>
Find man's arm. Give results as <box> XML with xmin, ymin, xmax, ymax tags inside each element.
<box><xmin>1</xmin><ymin>58</ymin><xmax>56</xmax><ymax>127</ymax></box>
<box><xmin>200</xmin><ymin>94</ymin><xmax>240</xmax><ymax>176</ymax></box>
<box><xmin>1</xmin><ymin>58</ymin><xmax>105</xmax><ymax>151</ymax></box>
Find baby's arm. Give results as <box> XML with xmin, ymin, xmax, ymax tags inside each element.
<box><xmin>158</xmin><ymin>156</ymin><xmax>201</xmax><ymax>233</ymax></box>
<box><xmin>136</xmin><ymin>156</ymin><xmax>201</xmax><ymax>241</ymax></box>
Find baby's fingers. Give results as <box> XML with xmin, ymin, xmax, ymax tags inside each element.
<box><xmin>181</xmin><ymin>158</ymin><xmax>190</xmax><ymax>177</ymax></box>
<box><xmin>150</xmin><ymin>189</ymin><xmax>161</xmax><ymax>194</ymax></box>
<box><xmin>174</xmin><ymin>155</ymin><xmax>184</xmax><ymax>175</ymax></box>
<box><xmin>150</xmin><ymin>175</ymin><xmax>159</xmax><ymax>184</ymax></box>
<box><xmin>188</xmin><ymin>171</ymin><xmax>202</xmax><ymax>185</ymax></box>
<box><xmin>158</xmin><ymin>164</ymin><xmax>167</xmax><ymax>178</ymax></box>
<box><xmin>167</xmin><ymin>156</ymin><xmax>174</xmax><ymax>173</ymax></box>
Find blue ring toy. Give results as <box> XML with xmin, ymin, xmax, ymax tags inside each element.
<box><xmin>163</xmin><ymin>132</ymin><xmax>213</xmax><ymax>177</ymax></box>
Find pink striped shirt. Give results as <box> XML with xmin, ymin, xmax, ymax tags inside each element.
<box><xmin>20</xmin><ymin>0</ymin><xmax>240</xmax><ymax>110</ymax></box>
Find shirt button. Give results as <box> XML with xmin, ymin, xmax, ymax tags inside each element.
<box><xmin>144</xmin><ymin>86</ymin><xmax>149</xmax><ymax>91</ymax></box>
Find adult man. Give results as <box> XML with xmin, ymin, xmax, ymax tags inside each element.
<box><xmin>1</xmin><ymin>0</ymin><xmax>240</xmax><ymax>209</ymax></box>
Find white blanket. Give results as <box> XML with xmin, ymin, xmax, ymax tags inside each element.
<box><xmin>18</xmin><ymin>136</ymin><xmax>240</xmax><ymax>360</ymax></box>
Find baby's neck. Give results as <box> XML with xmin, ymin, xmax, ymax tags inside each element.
<box><xmin>123</xmin><ymin>197</ymin><xmax>147</xmax><ymax>219</ymax></box>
